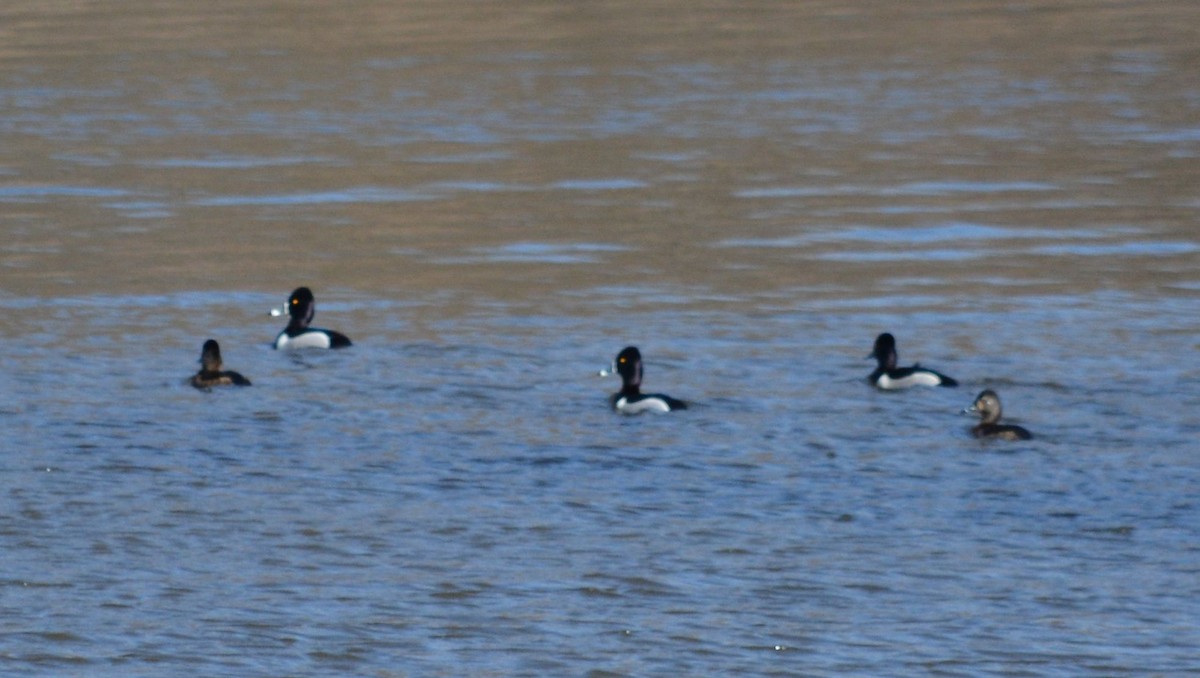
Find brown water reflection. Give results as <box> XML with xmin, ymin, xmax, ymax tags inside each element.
<box><xmin>2</xmin><ymin>0</ymin><xmax>1198</xmax><ymax>315</ymax></box>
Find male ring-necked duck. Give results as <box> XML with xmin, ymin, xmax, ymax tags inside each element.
<box><xmin>606</xmin><ymin>346</ymin><xmax>687</xmax><ymax>414</ymax></box>
<box><xmin>272</xmin><ymin>287</ymin><xmax>352</xmax><ymax>350</ymax></box>
<box><xmin>868</xmin><ymin>332</ymin><xmax>958</xmax><ymax>389</ymax></box>
<box><xmin>191</xmin><ymin>339</ymin><xmax>251</xmax><ymax>389</ymax></box>
<box><xmin>964</xmin><ymin>389</ymin><xmax>1033</xmax><ymax>441</ymax></box>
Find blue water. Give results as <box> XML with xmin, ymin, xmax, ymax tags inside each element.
<box><xmin>2</xmin><ymin>290</ymin><xmax>1198</xmax><ymax>675</ymax></box>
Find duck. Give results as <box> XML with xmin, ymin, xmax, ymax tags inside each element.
<box><xmin>867</xmin><ymin>332</ymin><xmax>957</xmax><ymax>389</ymax></box>
<box><xmin>272</xmin><ymin>287</ymin><xmax>352</xmax><ymax>350</ymax></box>
<box><xmin>607</xmin><ymin>346</ymin><xmax>687</xmax><ymax>414</ymax></box>
<box><xmin>191</xmin><ymin>339</ymin><xmax>251</xmax><ymax>389</ymax></box>
<box><xmin>964</xmin><ymin>389</ymin><xmax>1033</xmax><ymax>440</ymax></box>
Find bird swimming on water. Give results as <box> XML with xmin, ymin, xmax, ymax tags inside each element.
<box><xmin>191</xmin><ymin>339</ymin><xmax>251</xmax><ymax>389</ymax></box>
<box><xmin>867</xmin><ymin>332</ymin><xmax>958</xmax><ymax>389</ymax></box>
<box><xmin>272</xmin><ymin>286</ymin><xmax>352</xmax><ymax>350</ymax></box>
<box><xmin>606</xmin><ymin>346</ymin><xmax>687</xmax><ymax>414</ymax></box>
<box><xmin>964</xmin><ymin>389</ymin><xmax>1032</xmax><ymax>441</ymax></box>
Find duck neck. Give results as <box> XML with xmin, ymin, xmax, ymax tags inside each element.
<box><xmin>883</xmin><ymin>350</ymin><xmax>897</xmax><ymax>371</ymax></box>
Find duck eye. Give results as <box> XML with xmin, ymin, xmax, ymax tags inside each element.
<box><xmin>618</xmin><ymin>357</ymin><xmax>626</xmax><ymax>364</ymax></box>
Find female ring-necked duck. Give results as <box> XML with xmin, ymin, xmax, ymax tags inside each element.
<box><xmin>964</xmin><ymin>389</ymin><xmax>1032</xmax><ymax>440</ymax></box>
<box><xmin>606</xmin><ymin>346</ymin><xmax>687</xmax><ymax>414</ymax></box>
<box><xmin>868</xmin><ymin>332</ymin><xmax>958</xmax><ymax>389</ymax></box>
<box><xmin>272</xmin><ymin>287</ymin><xmax>352</xmax><ymax>350</ymax></box>
<box><xmin>191</xmin><ymin>339</ymin><xmax>251</xmax><ymax>389</ymax></box>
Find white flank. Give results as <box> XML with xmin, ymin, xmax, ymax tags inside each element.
<box><xmin>877</xmin><ymin>371</ymin><xmax>942</xmax><ymax>389</ymax></box>
<box><xmin>275</xmin><ymin>331</ymin><xmax>333</xmax><ymax>350</ymax></box>
<box><xmin>615</xmin><ymin>396</ymin><xmax>672</xmax><ymax>415</ymax></box>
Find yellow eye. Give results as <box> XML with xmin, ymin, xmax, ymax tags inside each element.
<box><xmin>619</xmin><ymin>357</ymin><xmax>626</xmax><ymax>363</ymax></box>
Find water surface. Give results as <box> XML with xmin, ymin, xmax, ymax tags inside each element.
<box><xmin>2</xmin><ymin>1</ymin><xmax>1199</xmax><ymax>675</ymax></box>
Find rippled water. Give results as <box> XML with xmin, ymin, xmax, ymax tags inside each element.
<box><xmin>3</xmin><ymin>1</ymin><xmax>1199</xmax><ymax>675</ymax></box>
